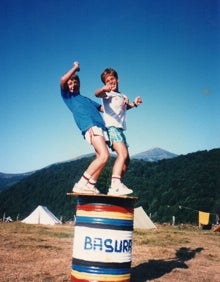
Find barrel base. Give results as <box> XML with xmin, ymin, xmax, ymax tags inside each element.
<box><xmin>71</xmin><ymin>269</ymin><xmax>131</xmax><ymax>282</ymax></box>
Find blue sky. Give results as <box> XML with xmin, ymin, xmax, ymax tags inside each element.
<box><xmin>0</xmin><ymin>0</ymin><xmax>219</xmax><ymax>173</ymax></box>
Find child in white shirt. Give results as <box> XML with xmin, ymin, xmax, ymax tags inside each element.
<box><xmin>95</xmin><ymin>68</ymin><xmax>142</xmax><ymax>196</ymax></box>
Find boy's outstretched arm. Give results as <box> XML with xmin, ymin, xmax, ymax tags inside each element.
<box><xmin>60</xmin><ymin>61</ymin><xmax>80</xmax><ymax>89</ymax></box>
<box><xmin>95</xmin><ymin>85</ymin><xmax>112</xmax><ymax>98</ymax></box>
<box><xmin>126</xmin><ymin>96</ymin><xmax>143</xmax><ymax>110</ymax></box>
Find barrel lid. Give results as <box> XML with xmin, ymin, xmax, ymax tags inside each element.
<box><xmin>67</xmin><ymin>192</ymin><xmax>138</xmax><ymax>200</ymax></box>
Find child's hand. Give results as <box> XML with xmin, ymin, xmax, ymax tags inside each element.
<box><xmin>73</xmin><ymin>61</ymin><xmax>80</xmax><ymax>71</ymax></box>
<box><xmin>103</xmin><ymin>85</ymin><xmax>112</xmax><ymax>92</ymax></box>
<box><xmin>135</xmin><ymin>96</ymin><xmax>142</xmax><ymax>105</ymax></box>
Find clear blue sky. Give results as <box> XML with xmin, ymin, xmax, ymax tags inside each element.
<box><xmin>1</xmin><ymin>0</ymin><xmax>219</xmax><ymax>173</ymax></box>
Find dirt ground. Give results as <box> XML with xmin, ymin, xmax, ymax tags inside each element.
<box><xmin>0</xmin><ymin>222</ymin><xmax>220</xmax><ymax>282</ymax></box>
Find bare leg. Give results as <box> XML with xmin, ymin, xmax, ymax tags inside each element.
<box><xmin>107</xmin><ymin>141</ymin><xmax>133</xmax><ymax>195</ymax></box>
<box><xmin>112</xmin><ymin>141</ymin><xmax>129</xmax><ymax>177</ymax></box>
<box><xmin>86</xmin><ymin>135</ymin><xmax>109</xmax><ymax>181</ymax></box>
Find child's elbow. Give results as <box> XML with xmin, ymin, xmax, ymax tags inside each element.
<box><xmin>95</xmin><ymin>90</ymin><xmax>100</xmax><ymax>97</ymax></box>
<box><xmin>60</xmin><ymin>77</ymin><xmax>66</xmax><ymax>88</ymax></box>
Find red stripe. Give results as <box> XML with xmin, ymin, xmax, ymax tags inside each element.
<box><xmin>77</xmin><ymin>204</ymin><xmax>133</xmax><ymax>214</ymax></box>
<box><xmin>70</xmin><ymin>275</ymin><xmax>87</xmax><ymax>282</ymax></box>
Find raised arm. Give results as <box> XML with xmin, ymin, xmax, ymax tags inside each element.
<box><xmin>60</xmin><ymin>61</ymin><xmax>80</xmax><ymax>89</ymax></box>
<box><xmin>126</xmin><ymin>96</ymin><xmax>143</xmax><ymax>110</ymax></box>
<box><xmin>95</xmin><ymin>85</ymin><xmax>112</xmax><ymax>98</ymax></box>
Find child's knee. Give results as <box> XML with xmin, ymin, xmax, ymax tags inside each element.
<box><xmin>104</xmin><ymin>152</ymin><xmax>110</xmax><ymax>163</ymax></box>
<box><xmin>99</xmin><ymin>151</ymin><xmax>109</xmax><ymax>164</ymax></box>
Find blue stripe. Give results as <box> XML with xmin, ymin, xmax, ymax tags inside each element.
<box><xmin>75</xmin><ymin>222</ymin><xmax>133</xmax><ymax>231</ymax></box>
<box><xmin>72</xmin><ymin>264</ymin><xmax>130</xmax><ymax>275</ymax></box>
<box><xmin>75</xmin><ymin>216</ymin><xmax>133</xmax><ymax>227</ymax></box>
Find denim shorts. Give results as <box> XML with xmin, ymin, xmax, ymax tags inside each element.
<box><xmin>107</xmin><ymin>126</ymin><xmax>129</xmax><ymax>150</ymax></box>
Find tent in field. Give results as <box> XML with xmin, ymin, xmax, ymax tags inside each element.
<box><xmin>134</xmin><ymin>206</ymin><xmax>156</xmax><ymax>229</ymax></box>
<box><xmin>22</xmin><ymin>205</ymin><xmax>62</xmax><ymax>225</ymax></box>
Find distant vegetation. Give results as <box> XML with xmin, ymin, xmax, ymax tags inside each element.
<box><xmin>0</xmin><ymin>149</ymin><xmax>219</xmax><ymax>224</ymax></box>
<box><xmin>0</xmin><ymin>172</ymin><xmax>33</xmax><ymax>192</ymax></box>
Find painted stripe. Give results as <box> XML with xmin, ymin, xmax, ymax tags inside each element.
<box><xmin>76</xmin><ymin>210</ymin><xmax>133</xmax><ymax>220</ymax></box>
<box><xmin>71</xmin><ymin>269</ymin><xmax>130</xmax><ymax>281</ymax></box>
<box><xmin>75</xmin><ymin>216</ymin><xmax>133</xmax><ymax>227</ymax></box>
<box><xmin>75</xmin><ymin>222</ymin><xmax>133</xmax><ymax>231</ymax></box>
<box><xmin>77</xmin><ymin>196</ymin><xmax>134</xmax><ymax>208</ymax></box>
<box><xmin>77</xmin><ymin>203</ymin><xmax>133</xmax><ymax>214</ymax></box>
<box><xmin>72</xmin><ymin>264</ymin><xmax>130</xmax><ymax>275</ymax></box>
<box><xmin>72</xmin><ymin>258</ymin><xmax>131</xmax><ymax>271</ymax></box>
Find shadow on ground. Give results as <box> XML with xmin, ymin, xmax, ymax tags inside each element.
<box><xmin>131</xmin><ymin>247</ymin><xmax>203</xmax><ymax>282</ymax></box>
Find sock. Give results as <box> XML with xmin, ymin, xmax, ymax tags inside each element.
<box><xmin>77</xmin><ymin>172</ymin><xmax>91</xmax><ymax>186</ymax></box>
<box><xmin>87</xmin><ymin>179</ymin><xmax>96</xmax><ymax>189</ymax></box>
<box><xmin>111</xmin><ymin>175</ymin><xmax>121</xmax><ymax>188</ymax></box>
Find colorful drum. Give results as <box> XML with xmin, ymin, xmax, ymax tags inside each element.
<box><xmin>71</xmin><ymin>194</ymin><xmax>136</xmax><ymax>282</ymax></box>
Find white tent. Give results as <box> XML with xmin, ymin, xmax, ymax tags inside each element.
<box><xmin>134</xmin><ymin>206</ymin><xmax>156</xmax><ymax>229</ymax></box>
<box><xmin>22</xmin><ymin>205</ymin><xmax>62</xmax><ymax>225</ymax></box>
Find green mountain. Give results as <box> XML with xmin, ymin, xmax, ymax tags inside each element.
<box><xmin>0</xmin><ymin>172</ymin><xmax>34</xmax><ymax>192</ymax></box>
<box><xmin>0</xmin><ymin>148</ymin><xmax>175</xmax><ymax>192</ymax></box>
<box><xmin>0</xmin><ymin>149</ymin><xmax>219</xmax><ymax>224</ymax></box>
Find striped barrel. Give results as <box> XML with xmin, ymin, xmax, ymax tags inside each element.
<box><xmin>71</xmin><ymin>194</ymin><xmax>136</xmax><ymax>282</ymax></box>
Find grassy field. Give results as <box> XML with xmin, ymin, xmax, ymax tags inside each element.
<box><xmin>0</xmin><ymin>222</ymin><xmax>220</xmax><ymax>282</ymax></box>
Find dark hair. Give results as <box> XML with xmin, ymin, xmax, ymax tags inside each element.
<box><xmin>101</xmin><ymin>68</ymin><xmax>118</xmax><ymax>84</ymax></box>
<box><xmin>63</xmin><ymin>74</ymin><xmax>80</xmax><ymax>91</ymax></box>
<box><xmin>70</xmin><ymin>74</ymin><xmax>80</xmax><ymax>85</ymax></box>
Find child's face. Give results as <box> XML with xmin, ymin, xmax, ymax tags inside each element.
<box><xmin>104</xmin><ymin>75</ymin><xmax>118</xmax><ymax>91</ymax></box>
<box><xmin>67</xmin><ymin>79</ymin><xmax>80</xmax><ymax>93</ymax></box>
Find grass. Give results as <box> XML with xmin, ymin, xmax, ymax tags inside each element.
<box><xmin>132</xmin><ymin>225</ymin><xmax>220</xmax><ymax>281</ymax></box>
<box><xmin>0</xmin><ymin>222</ymin><xmax>220</xmax><ymax>281</ymax></box>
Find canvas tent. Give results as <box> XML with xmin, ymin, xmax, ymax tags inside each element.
<box><xmin>134</xmin><ymin>206</ymin><xmax>156</xmax><ymax>229</ymax></box>
<box><xmin>22</xmin><ymin>205</ymin><xmax>62</xmax><ymax>225</ymax></box>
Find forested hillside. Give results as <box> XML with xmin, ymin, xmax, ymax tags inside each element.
<box><xmin>0</xmin><ymin>149</ymin><xmax>219</xmax><ymax>224</ymax></box>
<box><xmin>0</xmin><ymin>172</ymin><xmax>33</xmax><ymax>191</ymax></box>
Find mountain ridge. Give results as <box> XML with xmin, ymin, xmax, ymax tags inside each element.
<box><xmin>0</xmin><ymin>147</ymin><xmax>176</xmax><ymax>191</ymax></box>
<box><xmin>131</xmin><ymin>147</ymin><xmax>178</xmax><ymax>161</ymax></box>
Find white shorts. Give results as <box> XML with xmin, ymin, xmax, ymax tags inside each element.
<box><xmin>85</xmin><ymin>126</ymin><xmax>109</xmax><ymax>144</ymax></box>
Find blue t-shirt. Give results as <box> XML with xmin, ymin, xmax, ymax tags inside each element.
<box><xmin>61</xmin><ymin>88</ymin><xmax>106</xmax><ymax>136</ymax></box>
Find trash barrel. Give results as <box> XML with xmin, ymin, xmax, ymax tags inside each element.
<box><xmin>71</xmin><ymin>194</ymin><xmax>136</xmax><ymax>282</ymax></box>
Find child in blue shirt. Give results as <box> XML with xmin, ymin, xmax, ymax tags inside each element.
<box><xmin>60</xmin><ymin>61</ymin><xmax>109</xmax><ymax>194</ymax></box>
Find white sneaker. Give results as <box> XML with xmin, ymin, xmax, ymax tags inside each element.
<box><xmin>72</xmin><ymin>183</ymin><xmax>100</xmax><ymax>194</ymax></box>
<box><xmin>87</xmin><ymin>186</ymin><xmax>100</xmax><ymax>194</ymax></box>
<box><xmin>107</xmin><ymin>183</ymin><xmax>133</xmax><ymax>196</ymax></box>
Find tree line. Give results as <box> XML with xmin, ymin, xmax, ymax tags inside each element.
<box><xmin>0</xmin><ymin>148</ymin><xmax>219</xmax><ymax>224</ymax></box>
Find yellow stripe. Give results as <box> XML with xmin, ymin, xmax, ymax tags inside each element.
<box><xmin>71</xmin><ymin>269</ymin><xmax>130</xmax><ymax>281</ymax></box>
<box><xmin>76</xmin><ymin>210</ymin><xmax>133</xmax><ymax>220</ymax></box>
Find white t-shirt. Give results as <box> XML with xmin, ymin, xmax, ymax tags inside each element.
<box><xmin>102</xmin><ymin>91</ymin><xmax>127</xmax><ymax>130</ymax></box>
